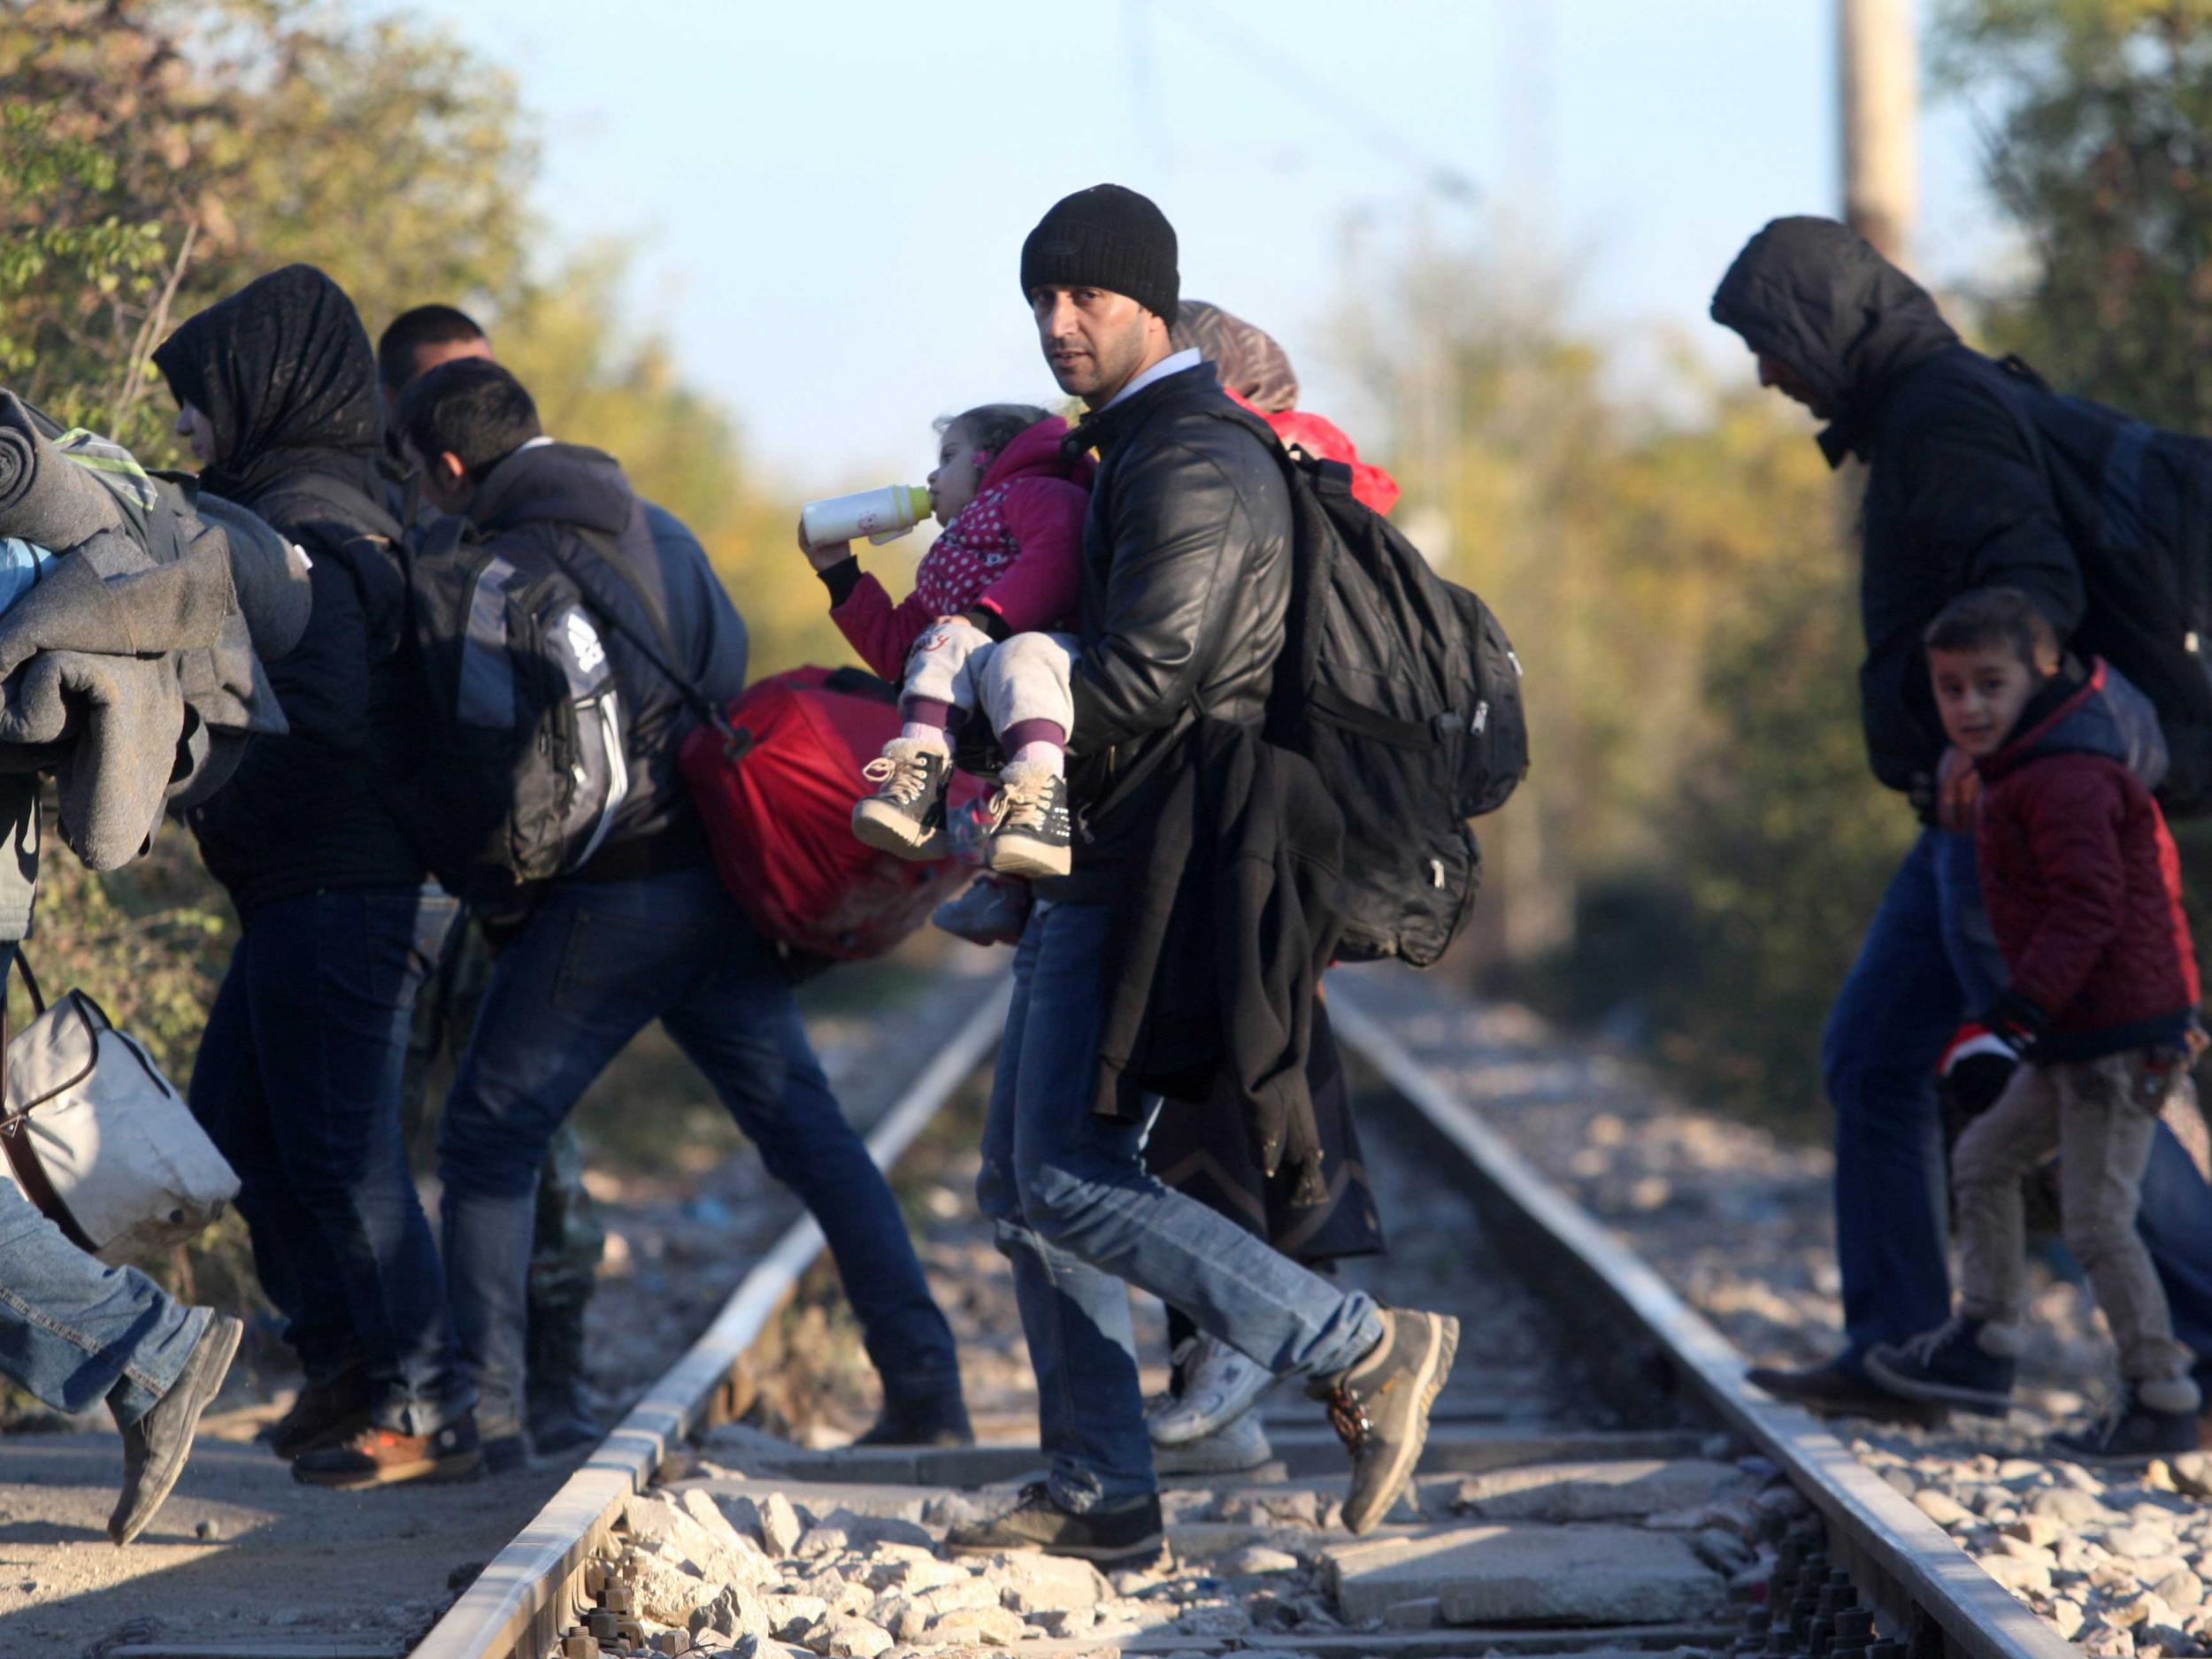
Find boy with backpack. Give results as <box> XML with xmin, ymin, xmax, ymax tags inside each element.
<box><xmin>1866</xmin><ymin>588</ymin><xmax>2204</xmax><ymax>1460</ymax></box>
<box><xmin>394</xmin><ymin>358</ymin><xmax>970</xmax><ymax>1465</ymax></box>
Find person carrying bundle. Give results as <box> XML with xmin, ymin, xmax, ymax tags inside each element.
<box><xmin>800</xmin><ymin>401</ymin><xmax>1090</xmax><ymax>941</ymax></box>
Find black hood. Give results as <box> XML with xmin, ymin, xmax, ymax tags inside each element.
<box><xmin>466</xmin><ymin>440</ymin><xmax>634</xmax><ymax>540</ymax></box>
<box><xmin>1710</xmin><ymin>216</ymin><xmax>1959</xmax><ymax>465</ymax></box>
<box><xmin>154</xmin><ymin>265</ymin><xmax>383</xmax><ymax>503</ymax></box>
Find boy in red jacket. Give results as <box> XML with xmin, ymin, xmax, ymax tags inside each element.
<box><xmin>1867</xmin><ymin>588</ymin><xmax>2204</xmax><ymax>1460</ymax></box>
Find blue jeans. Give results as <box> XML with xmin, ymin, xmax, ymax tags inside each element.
<box><xmin>190</xmin><ymin>885</ymin><xmax>469</xmax><ymax>1432</ymax></box>
<box><xmin>1826</xmin><ymin>828</ymin><xmax>2212</xmax><ymax>1380</ymax></box>
<box><xmin>0</xmin><ymin>1153</ymin><xmax>208</xmax><ymax>1424</ymax></box>
<box><xmin>978</xmin><ymin>902</ymin><xmax>1382</xmax><ymax>1510</ymax></box>
<box><xmin>436</xmin><ymin>864</ymin><xmax>959</xmax><ymax>1433</ymax></box>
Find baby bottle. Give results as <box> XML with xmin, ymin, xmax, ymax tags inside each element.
<box><xmin>801</xmin><ymin>485</ymin><xmax>933</xmax><ymax>548</ymax></box>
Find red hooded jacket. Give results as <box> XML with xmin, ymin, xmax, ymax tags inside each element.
<box><xmin>1975</xmin><ymin>660</ymin><xmax>2200</xmax><ymax>1058</ymax></box>
<box><xmin>1224</xmin><ymin>388</ymin><xmax>1401</xmax><ymax>517</ymax></box>
<box><xmin>830</xmin><ymin>417</ymin><xmax>1093</xmax><ymax>683</ymax></box>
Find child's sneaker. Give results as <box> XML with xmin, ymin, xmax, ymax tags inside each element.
<box><xmin>2051</xmin><ymin>1379</ymin><xmax>2203</xmax><ymax>1464</ymax></box>
<box><xmin>985</xmin><ymin>760</ymin><xmax>1072</xmax><ymax>879</ymax></box>
<box><xmin>854</xmin><ymin>738</ymin><xmax>951</xmax><ymax>859</ymax></box>
<box><xmin>933</xmin><ymin>874</ymin><xmax>1033</xmax><ymax>946</ymax></box>
<box><xmin>1864</xmin><ymin>1316</ymin><xmax>2019</xmax><ymax>1416</ymax></box>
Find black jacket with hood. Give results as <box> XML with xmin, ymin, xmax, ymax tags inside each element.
<box><xmin>460</xmin><ymin>440</ymin><xmax>748</xmax><ymax>869</ymax></box>
<box><xmin>1710</xmin><ymin>217</ymin><xmax>2087</xmax><ymax>798</ymax></box>
<box><xmin>1048</xmin><ymin>359</ymin><xmax>1294</xmax><ymax>900</ymax></box>
<box><xmin>154</xmin><ymin>264</ymin><xmax>424</xmax><ymax>916</ymax></box>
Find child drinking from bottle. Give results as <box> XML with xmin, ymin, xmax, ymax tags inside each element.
<box><xmin>800</xmin><ymin>403</ymin><xmax>1092</xmax><ymax>910</ymax></box>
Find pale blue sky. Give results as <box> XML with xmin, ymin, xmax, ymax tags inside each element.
<box><xmin>364</xmin><ymin>0</ymin><xmax>2003</xmax><ymax>488</ymax></box>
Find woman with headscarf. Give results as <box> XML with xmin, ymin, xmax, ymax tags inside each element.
<box><xmin>154</xmin><ymin>265</ymin><xmax>477</xmax><ymax>1488</ymax></box>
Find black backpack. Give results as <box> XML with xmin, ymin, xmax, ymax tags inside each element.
<box><xmin>1227</xmin><ymin>415</ymin><xmax>1530</xmax><ymax>967</ymax></box>
<box><xmin>1998</xmin><ymin>357</ymin><xmax>2212</xmax><ymax>814</ymax></box>
<box><xmin>380</xmin><ymin>514</ymin><xmax>639</xmax><ymax>913</ymax></box>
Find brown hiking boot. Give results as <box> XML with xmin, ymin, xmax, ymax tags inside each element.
<box><xmin>257</xmin><ymin>1366</ymin><xmax>375</xmax><ymax>1461</ymax></box>
<box><xmin>1315</xmin><ymin>1308</ymin><xmax>1459</xmax><ymax>1535</ymax></box>
<box><xmin>291</xmin><ymin>1416</ymin><xmax>483</xmax><ymax>1490</ymax></box>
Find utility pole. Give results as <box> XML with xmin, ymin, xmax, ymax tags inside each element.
<box><xmin>1838</xmin><ymin>0</ymin><xmax>1918</xmax><ymax>265</ymax></box>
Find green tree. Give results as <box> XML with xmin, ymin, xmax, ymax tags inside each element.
<box><xmin>487</xmin><ymin>257</ymin><xmax>843</xmax><ymax>677</ymax></box>
<box><xmin>0</xmin><ymin>0</ymin><xmax>534</xmax><ymax>451</ymax></box>
<box><xmin>1934</xmin><ymin>0</ymin><xmax>2212</xmax><ymax>430</ymax></box>
<box><xmin>1936</xmin><ymin>0</ymin><xmax>2212</xmax><ymax>1025</ymax></box>
<box><xmin>1343</xmin><ymin>234</ymin><xmax>1898</xmax><ymax>1121</ymax></box>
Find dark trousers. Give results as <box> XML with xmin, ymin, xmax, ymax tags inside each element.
<box><xmin>435</xmin><ymin>864</ymin><xmax>960</xmax><ymax>1433</ymax></box>
<box><xmin>189</xmin><ymin>885</ymin><xmax>470</xmax><ymax>1432</ymax></box>
<box><xmin>1826</xmin><ymin>828</ymin><xmax>2212</xmax><ymax>1383</ymax></box>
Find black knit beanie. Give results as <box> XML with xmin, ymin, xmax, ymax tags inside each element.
<box><xmin>1020</xmin><ymin>185</ymin><xmax>1179</xmax><ymax>325</ymax></box>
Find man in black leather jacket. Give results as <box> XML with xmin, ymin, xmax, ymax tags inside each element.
<box><xmin>947</xmin><ymin>186</ymin><xmax>1458</xmax><ymax>1566</ymax></box>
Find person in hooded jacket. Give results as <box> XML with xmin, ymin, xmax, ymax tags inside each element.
<box><xmin>398</xmin><ymin>358</ymin><xmax>968</xmax><ymax>1467</ymax></box>
<box><xmin>1167</xmin><ymin>299</ymin><xmax>1399</xmax><ymax>516</ymax></box>
<box><xmin>377</xmin><ymin>303</ymin><xmax>618</xmax><ymax>1459</ymax></box>
<box><xmin>1709</xmin><ymin>216</ymin><xmax>2212</xmax><ymax>1421</ymax></box>
<box><xmin>153</xmin><ymin>265</ymin><xmax>479</xmax><ymax>1487</ymax></box>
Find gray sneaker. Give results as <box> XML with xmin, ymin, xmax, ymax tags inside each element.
<box><xmin>1154</xmin><ymin>1408</ymin><xmax>1273</xmax><ymax>1476</ymax></box>
<box><xmin>932</xmin><ymin>873</ymin><xmax>1033</xmax><ymax>946</ymax></box>
<box><xmin>110</xmin><ymin>1313</ymin><xmax>243</xmax><ymax>1545</ymax></box>
<box><xmin>1148</xmin><ymin>1333</ymin><xmax>1276</xmax><ymax>1447</ymax></box>
<box><xmin>1314</xmin><ymin>1308</ymin><xmax>1459</xmax><ymax>1535</ymax></box>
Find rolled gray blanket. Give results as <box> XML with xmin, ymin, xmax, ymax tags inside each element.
<box><xmin>0</xmin><ymin>392</ymin><xmax>130</xmax><ymax>550</ymax></box>
<box><xmin>0</xmin><ymin>649</ymin><xmax>183</xmax><ymax>870</ymax></box>
<box><xmin>0</xmin><ymin>545</ymin><xmax>235</xmax><ymax>683</ymax></box>
<box><xmin>191</xmin><ymin>493</ymin><xmax>312</xmax><ymax>664</ymax></box>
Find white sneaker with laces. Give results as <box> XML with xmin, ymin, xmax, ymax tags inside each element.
<box><xmin>853</xmin><ymin>737</ymin><xmax>951</xmax><ymax>859</ymax></box>
<box><xmin>1148</xmin><ymin>1333</ymin><xmax>1276</xmax><ymax>1448</ymax></box>
<box><xmin>1154</xmin><ymin>1409</ymin><xmax>1273</xmax><ymax>1476</ymax></box>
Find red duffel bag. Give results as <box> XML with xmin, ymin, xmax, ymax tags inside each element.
<box><xmin>679</xmin><ymin>665</ymin><xmax>985</xmax><ymax>961</ymax></box>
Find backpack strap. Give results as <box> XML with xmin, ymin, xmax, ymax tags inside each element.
<box><xmin>250</xmin><ymin>467</ymin><xmax>408</xmax><ymax>550</ymax></box>
<box><xmin>541</xmin><ymin>525</ymin><xmax>742</xmax><ymax>747</ymax></box>
<box><xmin>1999</xmin><ymin>353</ymin><xmax>2055</xmax><ymax>395</ymax></box>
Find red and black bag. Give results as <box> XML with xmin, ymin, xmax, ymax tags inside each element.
<box><xmin>679</xmin><ymin>666</ymin><xmax>985</xmax><ymax>961</ymax></box>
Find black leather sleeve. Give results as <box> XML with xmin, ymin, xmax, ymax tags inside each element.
<box><xmin>1068</xmin><ymin>439</ymin><xmax>1250</xmax><ymax>754</ymax></box>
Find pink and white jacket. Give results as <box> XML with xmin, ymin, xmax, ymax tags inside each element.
<box><xmin>831</xmin><ymin>417</ymin><xmax>1093</xmax><ymax>683</ymax></box>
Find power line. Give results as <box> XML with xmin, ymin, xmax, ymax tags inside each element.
<box><xmin>1160</xmin><ymin>0</ymin><xmax>1480</xmax><ymax>204</ymax></box>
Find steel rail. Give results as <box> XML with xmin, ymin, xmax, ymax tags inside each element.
<box><xmin>1327</xmin><ymin>982</ymin><xmax>2077</xmax><ymax>1659</ymax></box>
<box><xmin>409</xmin><ymin>977</ymin><xmax>1011</xmax><ymax>1659</ymax></box>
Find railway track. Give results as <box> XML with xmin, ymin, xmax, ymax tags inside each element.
<box><xmin>399</xmin><ymin>966</ymin><xmax>2078</xmax><ymax>1659</ymax></box>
